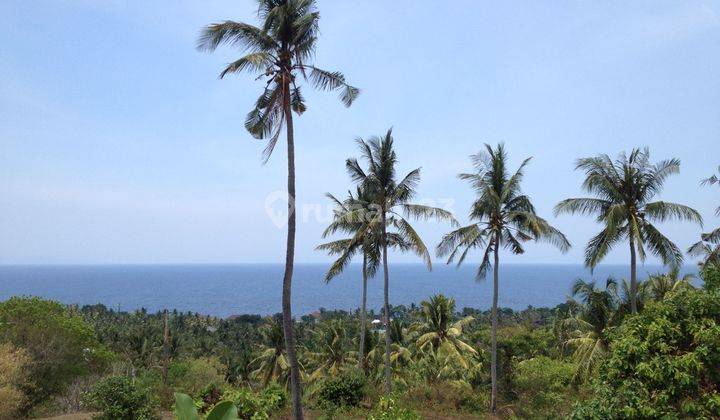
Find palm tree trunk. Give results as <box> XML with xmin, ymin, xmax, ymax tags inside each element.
<box><xmin>629</xmin><ymin>234</ymin><xmax>637</xmax><ymax>313</ymax></box>
<box><xmin>381</xmin><ymin>211</ymin><xmax>392</xmax><ymax>393</ymax></box>
<box><xmin>162</xmin><ymin>309</ymin><xmax>169</xmax><ymax>386</ymax></box>
<box><xmin>359</xmin><ymin>252</ymin><xmax>368</xmax><ymax>372</ymax></box>
<box><xmin>282</xmin><ymin>80</ymin><xmax>303</xmax><ymax>420</ymax></box>
<box><xmin>490</xmin><ymin>238</ymin><xmax>499</xmax><ymax>414</ymax></box>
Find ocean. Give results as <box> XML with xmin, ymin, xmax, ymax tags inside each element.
<box><xmin>0</xmin><ymin>263</ymin><xmax>698</xmax><ymax>318</ymax></box>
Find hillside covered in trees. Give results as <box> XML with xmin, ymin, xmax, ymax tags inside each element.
<box><xmin>1</xmin><ymin>265</ymin><xmax>718</xmax><ymax>419</ymax></box>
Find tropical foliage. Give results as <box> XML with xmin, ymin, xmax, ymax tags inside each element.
<box><xmin>689</xmin><ymin>166</ymin><xmax>720</xmax><ymax>268</ymax></box>
<box><xmin>0</xmin><ymin>297</ymin><xmax>112</xmax><ymax>415</ymax></box>
<box><xmin>326</xmin><ymin>129</ymin><xmax>457</xmax><ymax>393</ymax></box>
<box><xmin>437</xmin><ymin>143</ymin><xmax>569</xmax><ymax>414</ymax></box>
<box><xmin>556</xmin><ymin>149</ymin><xmax>702</xmax><ymax>313</ymax></box>
<box><xmin>571</xmin><ymin>272</ymin><xmax>720</xmax><ymax>418</ymax></box>
<box><xmin>562</xmin><ymin>278</ymin><xmax>620</xmax><ymax>383</ymax></box>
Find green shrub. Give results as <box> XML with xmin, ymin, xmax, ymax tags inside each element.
<box><xmin>169</xmin><ymin>357</ymin><xmax>227</xmax><ymax>398</ymax></box>
<box><xmin>259</xmin><ymin>383</ymin><xmax>286</xmax><ymax>412</ymax></box>
<box><xmin>84</xmin><ymin>376</ymin><xmax>159</xmax><ymax>420</ymax></box>
<box><xmin>370</xmin><ymin>395</ymin><xmax>421</xmax><ymax>420</ymax></box>
<box><xmin>0</xmin><ymin>297</ymin><xmax>113</xmax><ymax>413</ymax></box>
<box><xmin>198</xmin><ymin>383</ymin><xmax>223</xmax><ymax>413</ymax></box>
<box><xmin>572</xmin><ymin>286</ymin><xmax>720</xmax><ymax>418</ymax></box>
<box><xmin>316</xmin><ymin>371</ymin><xmax>366</xmax><ymax>408</ymax></box>
<box><xmin>703</xmin><ymin>263</ymin><xmax>720</xmax><ymax>291</ymax></box>
<box><xmin>224</xmin><ymin>385</ymin><xmax>285</xmax><ymax>419</ymax></box>
<box><xmin>456</xmin><ymin>387</ymin><xmax>489</xmax><ymax>413</ymax></box>
<box><xmin>514</xmin><ymin>356</ymin><xmax>576</xmax><ymax>418</ymax></box>
<box><xmin>0</xmin><ymin>343</ymin><xmax>30</xmax><ymax>419</ymax></box>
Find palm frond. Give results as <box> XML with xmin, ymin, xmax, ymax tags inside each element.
<box><xmin>400</xmin><ymin>204</ymin><xmax>458</xmax><ymax>226</ymax></box>
<box><xmin>641</xmin><ymin>222</ymin><xmax>683</xmax><ymax>267</ymax></box>
<box><xmin>197</xmin><ymin>21</ymin><xmax>276</xmax><ymax>52</ymax></box>
<box><xmin>305</xmin><ymin>66</ymin><xmax>360</xmax><ymax>107</ymax></box>
<box><xmin>393</xmin><ymin>217</ymin><xmax>432</xmax><ymax>269</ymax></box>
<box><xmin>643</xmin><ymin>201</ymin><xmax>703</xmax><ymax>225</ymax></box>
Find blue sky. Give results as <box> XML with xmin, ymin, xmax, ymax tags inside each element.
<box><xmin>1</xmin><ymin>0</ymin><xmax>718</xmax><ymax>265</ymax></box>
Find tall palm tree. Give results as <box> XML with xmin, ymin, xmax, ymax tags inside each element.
<box><xmin>416</xmin><ymin>295</ymin><xmax>477</xmax><ymax>368</ymax></box>
<box><xmin>563</xmin><ymin>278</ymin><xmax>620</xmax><ymax>383</ymax></box>
<box><xmin>317</xmin><ymin>186</ymin><xmax>413</xmax><ymax>373</ymax></box>
<box><xmin>344</xmin><ymin>129</ymin><xmax>457</xmax><ymax>392</ymax></box>
<box><xmin>437</xmin><ymin>143</ymin><xmax>570</xmax><ymax>414</ymax></box>
<box><xmin>198</xmin><ymin>1</ymin><xmax>358</xmax><ymax>416</ymax></box>
<box><xmin>555</xmin><ymin>149</ymin><xmax>702</xmax><ymax>314</ymax></box>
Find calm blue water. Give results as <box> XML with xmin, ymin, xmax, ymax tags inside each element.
<box><xmin>0</xmin><ymin>264</ymin><xmax>698</xmax><ymax>317</ymax></box>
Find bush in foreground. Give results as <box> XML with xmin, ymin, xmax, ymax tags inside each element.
<box><xmin>571</xmin><ymin>282</ymin><xmax>720</xmax><ymax>418</ymax></box>
<box><xmin>0</xmin><ymin>343</ymin><xmax>31</xmax><ymax>419</ymax></box>
<box><xmin>84</xmin><ymin>375</ymin><xmax>159</xmax><ymax>420</ymax></box>
<box><xmin>514</xmin><ymin>356</ymin><xmax>577</xmax><ymax>418</ymax></box>
<box><xmin>369</xmin><ymin>395</ymin><xmax>421</xmax><ymax>420</ymax></box>
<box><xmin>227</xmin><ymin>384</ymin><xmax>286</xmax><ymax>419</ymax></box>
<box><xmin>0</xmin><ymin>297</ymin><xmax>112</xmax><ymax>414</ymax></box>
<box><xmin>316</xmin><ymin>371</ymin><xmax>366</xmax><ymax>408</ymax></box>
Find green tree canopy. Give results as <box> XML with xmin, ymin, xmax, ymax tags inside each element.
<box><xmin>0</xmin><ymin>297</ymin><xmax>112</xmax><ymax>413</ymax></box>
<box><xmin>571</xmin><ymin>273</ymin><xmax>720</xmax><ymax>418</ymax></box>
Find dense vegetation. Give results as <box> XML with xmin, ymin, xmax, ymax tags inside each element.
<box><xmin>0</xmin><ymin>265</ymin><xmax>717</xmax><ymax>418</ymax></box>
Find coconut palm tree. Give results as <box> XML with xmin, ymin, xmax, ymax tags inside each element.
<box><xmin>701</xmin><ymin>166</ymin><xmax>720</xmax><ymax>211</ymax></box>
<box><xmin>387</xmin><ymin>319</ymin><xmax>416</xmax><ymax>367</ymax></box>
<box><xmin>251</xmin><ymin>316</ymin><xmax>291</xmax><ymax>387</ymax></box>
<box><xmin>306</xmin><ymin>320</ymin><xmax>353</xmax><ymax>381</ymax></box>
<box><xmin>344</xmin><ymin>129</ymin><xmax>457</xmax><ymax>392</ymax></box>
<box><xmin>416</xmin><ymin>295</ymin><xmax>477</xmax><ymax>368</ymax></box>
<box><xmin>317</xmin><ymin>186</ymin><xmax>409</xmax><ymax>373</ymax></box>
<box><xmin>436</xmin><ymin>143</ymin><xmax>570</xmax><ymax>414</ymax></box>
<box><xmin>197</xmin><ymin>1</ymin><xmax>358</xmax><ymax>416</ymax></box>
<box><xmin>555</xmin><ymin>149</ymin><xmax>702</xmax><ymax>314</ymax></box>
<box><xmin>689</xmin><ymin>167</ymin><xmax>720</xmax><ymax>268</ymax></box>
<box><xmin>646</xmin><ymin>266</ymin><xmax>695</xmax><ymax>301</ymax></box>
<box><xmin>613</xmin><ymin>278</ymin><xmax>650</xmax><ymax>316</ymax></box>
<box><xmin>563</xmin><ymin>278</ymin><xmax>620</xmax><ymax>383</ymax></box>
<box><xmin>688</xmin><ymin>232</ymin><xmax>720</xmax><ymax>268</ymax></box>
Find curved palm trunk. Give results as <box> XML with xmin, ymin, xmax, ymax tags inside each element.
<box><xmin>282</xmin><ymin>82</ymin><xmax>303</xmax><ymax>420</ymax></box>
<box><xmin>629</xmin><ymin>234</ymin><xmax>637</xmax><ymax>313</ymax></box>
<box><xmin>381</xmin><ymin>212</ymin><xmax>392</xmax><ymax>393</ymax></box>
<box><xmin>490</xmin><ymin>238</ymin><xmax>499</xmax><ymax>414</ymax></box>
<box><xmin>359</xmin><ymin>252</ymin><xmax>368</xmax><ymax>372</ymax></box>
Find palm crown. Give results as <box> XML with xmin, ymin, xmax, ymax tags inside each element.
<box><xmin>562</xmin><ymin>278</ymin><xmax>621</xmax><ymax>383</ymax></box>
<box><xmin>416</xmin><ymin>295</ymin><xmax>477</xmax><ymax>368</ymax></box>
<box><xmin>251</xmin><ymin>316</ymin><xmax>291</xmax><ymax>387</ymax></box>
<box><xmin>701</xmin><ymin>166</ymin><xmax>720</xmax><ymax>216</ymax></box>
<box><xmin>316</xmin><ymin>186</ymin><xmax>408</xmax><ymax>281</ymax></box>
<box><xmin>689</xmin><ymin>166</ymin><xmax>720</xmax><ymax>267</ymax></box>
<box><xmin>555</xmin><ymin>148</ymin><xmax>702</xmax><ymax>269</ymax></box>
<box><xmin>197</xmin><ymin>0</ymin><xmax>359</xmax><ymax>161</ymax></box>
<box><xmin>343</xmin><ymin>129</ymin><xmax>457</xmax><ymax>267</ymax></box>
<box><xmin>438</xmin><ymin>143</ymin><xmax>570</xmax><ymax>276</ymax></box>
